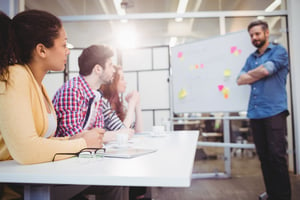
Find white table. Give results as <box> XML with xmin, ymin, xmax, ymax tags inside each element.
<box><xmin>0</xmin><ymin>131</ymin><xmax>199</xmax><ymax>200</ymax></box>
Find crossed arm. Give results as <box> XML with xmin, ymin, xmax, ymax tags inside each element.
<box><xmin>237</xmin><ymin>64</ymin><xmax>269</xmax><ymax>85</ymax></box>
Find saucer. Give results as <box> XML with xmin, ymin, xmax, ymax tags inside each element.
<box><xmin>110</xmin><ymin>144</ymin><xmax>130</xmax><ymax>149</ymax></box>
<box><xmin>150</xmin><ymin>131</ymin><xmax>167</xmax><ymax>137</ymax></box>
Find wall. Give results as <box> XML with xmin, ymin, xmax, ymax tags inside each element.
<box><xmin>287</xmin><ymin>0</ymin><xmax>300</xmax><ymax>174</ymax></box>
<box><xmin>120</xmin><ymin>46</ymin><xmax>171</xmax><ymax>131</ymax></box>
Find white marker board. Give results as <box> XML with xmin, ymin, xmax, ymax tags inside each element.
<box><xmin>171</xmin><ymin>30</ymin><xmax>255</xmax><ymax>113</ymax></box>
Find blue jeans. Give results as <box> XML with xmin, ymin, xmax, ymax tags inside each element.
<box><xmin>250</xmin><ymin>110</ymin><xmax>291</xmax><ymax>200</ymax></box>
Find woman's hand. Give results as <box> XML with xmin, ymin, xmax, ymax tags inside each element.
<box><xmin>103</xmin><ymin>128</ymin><xmax>134</xmax><ymax>143</ymax></box>
<box><xmin>70</xmin><ymin>128</ymin><xmax>105</xmax><ymax>148</ymax></box>
<box><xmin>125</xmin><ymin>90</ymin><xmax>140</xmax><ymax>108</ymax></box>
<box><xmin>117</xmin><ymin>128</ymin><xmax>135</xmax><ymax>138</ymax></box>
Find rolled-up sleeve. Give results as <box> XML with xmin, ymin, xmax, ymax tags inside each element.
<box><xmin>267</xmin><ymin>45</ymin><xmax>289</xmax><ymax>75</ymax></box>
<box><xmin>101</xmin><ymin>98</ymin><xmax>125</xmax><ymax>131</ymax></box>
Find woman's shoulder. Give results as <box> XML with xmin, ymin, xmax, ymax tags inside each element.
<box><xmin>7</xmin><ymin>64</ymin><xmax>31</xmax><ymax>82</ymax></box>
<box><xmin>8</xmin><ymin>64</ymin><xmax>28</xmax><ymax>73</ymax></box>
<box><xmin>0</xmin><ymin>64</ymin><xmax>31</xmax><ymax>94</ymax></box>
<box><xmin>101</xmin><ymin>97</ymin><xmax>110</xmax><ymax>107</ymax></box>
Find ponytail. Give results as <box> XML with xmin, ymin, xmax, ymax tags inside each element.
<box><xmin>0</xmin><ymin>11</ymin><xmax>16</xmax><ymax>81</ymax></box>
<box><xmin>0</xmin><ymin>9</ymin><xmax>62</xmax><ymax>81</ymax></box>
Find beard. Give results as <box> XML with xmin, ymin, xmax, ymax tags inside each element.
<box><xmin>253</xmin><ymin>39</ymin><xmax>266</xmax><ymax>48</ymax></box>
<box><xmin>252</xmin><ymin>34</ymin><xmax>267</xmax><ymax>48</ymax></box>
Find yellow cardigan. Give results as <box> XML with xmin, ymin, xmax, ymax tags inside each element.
<box><xmin>0</xmin><ymin>65</ymin><xmax>86</xmax><ymax>164</ymax></box>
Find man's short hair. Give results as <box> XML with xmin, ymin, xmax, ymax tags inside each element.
<box><xmin>247</xmin><ymin>20</ymin><xmax>269</xmax><ymax>32</ymax></box>
<box><xmin>78</xmin><ymin>45</ymin><xmax>114</xmax><ymax>76</ymax></box>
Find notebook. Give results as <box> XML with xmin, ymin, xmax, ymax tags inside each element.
<box><xmin>104</xmin><ymin>147</ymin><xmax>157</xmax><ymax>158</ymax></box>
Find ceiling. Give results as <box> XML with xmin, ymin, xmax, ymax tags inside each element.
<box><xmin>24</xmin><ymin>0</ymin><xmax>286</xmax><ymax>49</ymax></box>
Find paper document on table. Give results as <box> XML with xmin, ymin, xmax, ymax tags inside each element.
<box><xmin>104</xmin><ymin>147</ymin><xmax>157</xmax><ymax>158</ymax></box>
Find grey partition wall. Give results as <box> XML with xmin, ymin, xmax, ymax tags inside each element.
<box><xmin>171</xmin><ymin>30</ymin><xmax>255</xmax><ymax>114</ymax></box>
<box><xmin>121</xmin><ymin>46</ymin><xmax>171</xmax><ymax>131</ymax></box>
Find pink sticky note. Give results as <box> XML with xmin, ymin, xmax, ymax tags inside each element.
<box><xmin>218</xmin><ymin>85</ymin><xmax>224</xmax><ymax>91</ymax></box>
<box><xmin>177</xmin><ymin>52</ymin><xmax>183</xmax><ymax>58</ymax></box>
<box><xmin>200</xmin><ymin>64</ymin><xmax>204</xmax><ymax>68</ymax></box>
<box><xmin>230</xmin><ymin>46</ymin><xmax>237</xmax><ymax>54</ymax></box>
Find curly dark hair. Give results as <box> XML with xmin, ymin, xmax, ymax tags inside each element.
<box><xmin>0</xmin><ymin>10</ymin><xmax>62</xmax><ymax>81</ymax></box>
<box><xmin>0</xmin><ymin>11</ymin><xmax>14</xmax><ymax>81</ymax></box>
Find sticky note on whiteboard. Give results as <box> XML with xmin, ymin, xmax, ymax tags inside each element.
<box><xmin>178</xmin><ymin>88</ymin><xmax>187</xmax><ymax>99</ymax></box>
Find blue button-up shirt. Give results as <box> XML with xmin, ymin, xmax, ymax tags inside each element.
<box><xmin>238</xmin><ymin>43</ymin><xmax>289</xmax><ymax>119</ymax></box>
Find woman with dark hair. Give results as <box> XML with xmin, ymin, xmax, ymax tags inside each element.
<box><xmin>0</xmin><ymin>9</ymin><xmax>104</xmax><ymax>164</ymax></box>
<box><xmin>0</xmin><ymin>10</ymin><xmax>130</xmax><ymax>200</ymax></box>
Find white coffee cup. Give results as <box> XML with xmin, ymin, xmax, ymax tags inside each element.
<box><xmin>116</xmin><ymin>133</ymin><xmax>128</xmax><ymax>147</ymax></box>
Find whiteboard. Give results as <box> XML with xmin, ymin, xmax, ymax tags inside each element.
<box><xmin>171</xmin><ymin>30</ymin><xmax>255</xmax><ymax>113</ymax></box>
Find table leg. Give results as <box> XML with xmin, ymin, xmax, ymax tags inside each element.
<box><xmin>24</xmin><ymin>185</ymin><xmax>51</xmax><ymax>200</ymax></box>
<box><xmin>24</xmin><ymin>184</ymin><xmax>89</xmax><ymax>200</ymax></box>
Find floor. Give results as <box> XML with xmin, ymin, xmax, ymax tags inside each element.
<box><xmin>150</xmin><ymin>147</ymin><xmax>300</xmax><ymax>200</ymax></box>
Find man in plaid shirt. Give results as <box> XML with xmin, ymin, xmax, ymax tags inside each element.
<box><xmin>53</xmin><ymin>45</ymin><xmax>114</xmax><ymax>136</ymax></box>
<box><xmin>53</xmin><ymin>44</ymin><xmax>133</xmax><ymax>142</ymax></box>
<box><xmin>52</xmin><ymin>44</ymin><xmax>130</xmax><ymax>199</ymax></box>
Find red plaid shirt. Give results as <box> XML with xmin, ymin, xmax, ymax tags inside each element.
<box><xmin>52</xmin><ymin>75</ymin><xmax>104</xmax><ymax>137</ymax></box>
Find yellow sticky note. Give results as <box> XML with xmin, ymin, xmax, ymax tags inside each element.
<box><xmin>178</xmin><ymin>89</ymin><xmax>187</xmax><ymax>99</ymax></box>
<box><xmin>224</xmin><ymin>69</ymin><xmax>231</xmax><ymax>77</ymax></box>
<box><xmin>222</xmin><ymin>87</ymin><xmax>230</xmax><ymax>99</ymax></box>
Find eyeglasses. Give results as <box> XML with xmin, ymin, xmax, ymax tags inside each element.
<box><xmin>52</xmin><ymin>148</ymin><xmax>106</xmax><ymax>162</ymax></box>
